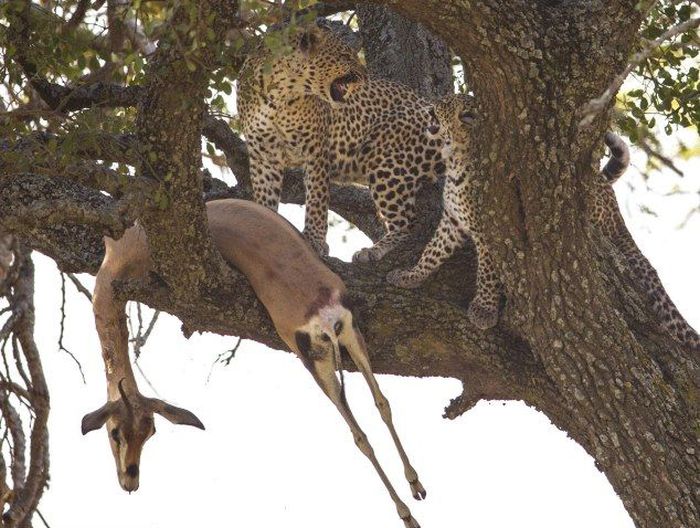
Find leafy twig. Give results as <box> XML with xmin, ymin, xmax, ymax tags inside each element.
<box><xmin>637</xmin><ymin>138</ymin><xmax>685</xmax><ymax>176</ymax></box>
<box><xmin>580</xmin><ymin>15</ymin><xmax>700</xmax><ymax>127</ymax></box>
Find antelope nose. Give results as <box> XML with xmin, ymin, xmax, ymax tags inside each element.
<box><xmin>126</xmin><ymin>464</ymin><xmax>139</xmax><ymax>478</ymax></box>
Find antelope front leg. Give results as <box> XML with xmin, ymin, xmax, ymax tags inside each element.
<box><xmin>303</xmin><ymin>356</ymin><xmax>420</xmax><ymax>528</ymax></box>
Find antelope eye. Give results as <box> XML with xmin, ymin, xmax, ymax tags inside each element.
<box><xmin>321</xmin><ymin>334</ymin><xmax>331</xmax><ymax>342</ymax></box>
<box><xmin>334</xmin><ymin>321</ymin><xmax>343</xmax><ymax>335</ymax></box>
<box><xmin>111</xmin><ymin>428</ymin><xmax>120</xmax><ymax>441</ymax></box>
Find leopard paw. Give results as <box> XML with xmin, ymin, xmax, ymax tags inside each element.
<box><xmin>467</xmin><ymin>300</ymin><xmax>498</xmax><ymax>330</ymax></box>
<box><xmin>304</xmin><ymin>233</ymin><xmax>329</xmax><ymax>256</ymax></box>
<box><xmin>352</xmin><ymin>246</ymin><xmax>384</xmax><ymax>263</ymax></box>
<box><xmin>386</xmin><ymin>269</ymin><xmax>424</xmax><ymax>289</ymax></box>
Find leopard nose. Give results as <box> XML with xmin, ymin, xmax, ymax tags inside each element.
<box><xmin>427</xmin><ymin>125</ymin><xmax>440</xmax><ymax>135</ymax></box>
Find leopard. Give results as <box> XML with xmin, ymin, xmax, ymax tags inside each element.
<box><xmin>385</xmin><ymin>93</ymin><xmax>501</xmax><ymax>330</ymax></box>
<box><xmin>388</xmin><ymin>99</ymin><xmax>699</xmax><ymax>347</ymax></box>
<box><xmin>237</xmin><ymin>24</ymin><xmax>449</xmax><ymax>259</ymax></box>
<box><xmin>591</xmin><ymin>132</ymin><xmax>700</xmax><ymax>351</ymax></box>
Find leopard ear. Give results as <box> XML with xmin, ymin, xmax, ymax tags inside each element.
<box><xmin>299</xmin><ymin>27</ymin><xmax>321</xmax><ymax>56</ymax></box>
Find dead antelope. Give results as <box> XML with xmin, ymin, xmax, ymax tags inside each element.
<box><xmin>82</xmin><ymin>199</ymin><xmax>424</xmax><ymax>528</ymax></box>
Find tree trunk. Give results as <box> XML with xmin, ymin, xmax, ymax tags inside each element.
<box><xmin>356</xmin><ymin>4</ymin><xmax>452</xmax><ymax>99</ymax></box>
<box><xmin>361</xmin><ymin>1</ymin><xmax>698</xmax><ymax>526</ymax></box>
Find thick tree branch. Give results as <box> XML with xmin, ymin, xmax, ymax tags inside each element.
<box><xmin>0</xmin><ymin>244</ymin><xmax>50</xmax><ymax>528</ymax></box>
<box><xmin>0</xmin><ymin>173</ymin><xmax>141</xmax><ymax>240</ymax></box>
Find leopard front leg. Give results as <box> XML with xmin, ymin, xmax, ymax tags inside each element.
<box><xmin>353</xmin><ymin>172</ymin><xmax>417</xmax><ymax>263</ymax></box>
<box><xmin>466</xmin><ymin>231</ymin><xmax>501</xmax><ymax>330</ymax></box>
<box><xmin>302</xmin><ymin>155</ymin><xmax>331</xmax><ymax>256</ymax></box>
<box><xmin>387</xmin><ymin>212</ymin><xmax>467</xmax><ymax>288</ymax></box>
<box><xmin>249</xmin><ymin>144</ymin><xmax>285</xmax><ymax>211</ymax></box>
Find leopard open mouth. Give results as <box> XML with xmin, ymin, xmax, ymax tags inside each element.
<box><xmin>330</xmin><ymin>72</ymin><xmax>362</xmax><ymax>103</ymax></box>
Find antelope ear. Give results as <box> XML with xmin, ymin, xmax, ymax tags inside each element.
<box><xmin>298</xmin><ymin>27</ymin><xmax>321</xmax><ymax>55</ymax></box>
<box><xmin>81</xmin><ymin>402</ymin><xmax>116</xmax><ymax>435</ymax></box>
<box><xmin>152</xmin><ymin>400</ymin><xmax>205</xmax><ymax>430</ymax></box>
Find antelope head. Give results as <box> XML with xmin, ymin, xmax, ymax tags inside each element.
<box><xmin>81</xmin><ymin>379</ymin><xmax>204</xmax><ymax>492</ymax></box>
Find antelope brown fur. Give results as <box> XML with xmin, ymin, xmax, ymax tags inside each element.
<box><xmin>82</xmin><ymin>199</ymin><xmax>424</xmax><ymax>528</ymax></box>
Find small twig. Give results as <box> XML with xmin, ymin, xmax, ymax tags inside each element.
<box><xmin>35</xmin><ymin>508</ymin><xmax>53</xmax><ymax>528</ymax></box>
<box><xmin>62</xmin><ymin>0</ymin><xmax>91</xmax><ymax>31</ymax></box>
<box><xmin>637</xmin><ymin>138</ymin><xmax>684</xmax><ymax>176</ymax></box>
<box><xmin>579</xmin><ymin>15</ymin><xmax>700</xmax><ymax>127</ymax></box>
<box><xmin>57</xmin><ymin>273</ymin><xmax>86</xmax><ymax>384</ymax></box>
<box><xmin>677</xmin><ymin>205</ymin><xmax>700</xmax><ymax>229</ymax></box>
<box><xmin>206</xmin><ymin>337</ymin><xmax>243</xmax><ymax>383</ymax></box>
<box><xmin>133</xmin><ymin>360</ymin><xmax>160</xmax><ymax>398</ymax></box>
<box><xmin>0</xmin><ymin>378</ymin><xmax>31</xmax><ymax>402</ymax></box>
<box><xmin>66</xmin><ymin>273</ymin><xmax>92</xmax><ymax>302</ymax></box>
<box><xmin>130</xmin><ymin>306</ymin><xmax>160</xmax><ymax>358</ymax></box>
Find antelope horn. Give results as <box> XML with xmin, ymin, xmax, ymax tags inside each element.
<box><xmin>118</xmin><ymin>378</ymin><xmax>134</xmax><ymax>419</ymax></box>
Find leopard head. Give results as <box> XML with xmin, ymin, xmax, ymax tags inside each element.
<box><xmin>283</xmin><ymin>25</ymin><xmax>367</xmax><ymax>105</ymax></box>
<box><xmin>427</xmin><ymin>93</ymin><xmax>478</xmax><ymax>159</ymax></box>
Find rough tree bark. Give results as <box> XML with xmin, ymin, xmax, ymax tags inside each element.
<box><xmin>0</xmin><ymin>240</ymin><xmax>50</xmax><ymax>528</ymax></box>
<box><xmin>0</xmin><ymin>1</ymin><xmax>698</xmax><ymax>527</ymax></box>
<box><xmin>362</xmin><ymin>2</ymin><xmax>698</xmax><ymax>527</ymax></box>
<box><xmin>356</xmin><ymin>3</ymin><xmax>453</xmax><ymax>99</ymax></box>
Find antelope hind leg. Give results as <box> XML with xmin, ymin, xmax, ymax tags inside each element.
<box><xmin>340</xmin><ymin>336</ymin><xmax>426</xmax><ymax>500</ymax></box>
<box><xmin>304</xmin><ymin>356</ymin><xmax>420</xmax><ymax>528</ymax></box>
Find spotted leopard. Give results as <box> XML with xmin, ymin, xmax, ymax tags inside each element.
<box><xmin>386</xmin><ymin>94</ymin><xmax>501</xmax><ymax>330</ymax></box>
<box><xmin>592</xmin><ymin>133</ymin><xmax>699</xmax><ymax>351</ymax></box>
<box><xmin>237</xmin><ymin>24</ymin><xmax>449</xmax><ymax>259</ymax></box>
<box><xmin>388</xmin><ymin>107</ymin><xmax>699</xmax><ymax>345</ymax></box>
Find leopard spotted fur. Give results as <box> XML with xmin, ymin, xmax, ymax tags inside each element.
<box><xmin>389</xmin><ymin>109</ymin><xmax>698</xmax><ymax>345</ymax></box>
<box><xmin>237</xmin><ymin>25</ymin><xmax>448</xmax><ymax>258</ymax></box>
<box><xmin>386</xmin><ymin>94</ymin><xmax>500</xmax><ymax>329</ymax></box>
<box><xmin>592</xmin><ymin>133</ymin><xmax>699</xmax><ymax>351</ymax></box>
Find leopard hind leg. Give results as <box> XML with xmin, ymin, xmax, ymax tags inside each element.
<box><xmin>353</xmin><ymin>166</ymin><xmax>421</xmax><ymax>263</ymax></box>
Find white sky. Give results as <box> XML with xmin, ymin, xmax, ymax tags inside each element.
<box><xmin>24</xmin><ymin>141</ymin><xmax>699</xmax><ymax>528</ymax></box>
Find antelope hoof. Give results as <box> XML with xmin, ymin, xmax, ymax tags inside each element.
<box><xmin>466</xmin><ymin>300</ymin><xmax>498</xmax><ymax>330</ymax></box>
<box><xmin>386</xmin><ymin>269</ymin><xmax>423</xmax><ymax>289</ymax></box>
<box><xmin>410</xmin><ymin>478</ymin><xmax>427</xmax><ymax>500</ymax></box>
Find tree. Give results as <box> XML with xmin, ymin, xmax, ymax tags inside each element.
<box><xmin>0</xmin><ymin>1</ymin><xmax>699</xmax><ymax>527</ymax></box>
